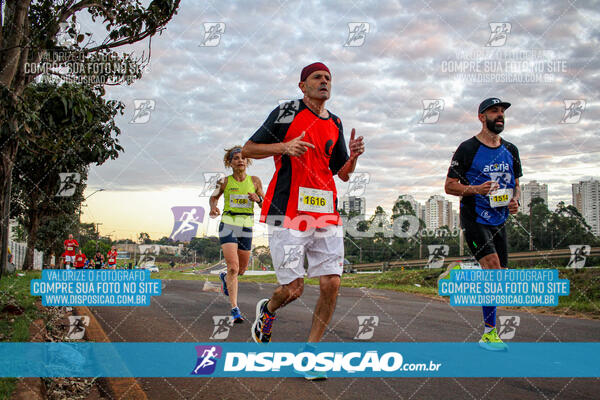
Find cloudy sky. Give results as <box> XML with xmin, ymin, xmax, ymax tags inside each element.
<box><xmin>79</xmin><ymin>0</ymin><xmax>600</xmax><ymax>241</ymax></box>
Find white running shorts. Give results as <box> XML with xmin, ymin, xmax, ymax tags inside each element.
<box><xmin>269</xmin><ymin>224</ymin><xmax>344</xmax><ymax>285</ymax></box>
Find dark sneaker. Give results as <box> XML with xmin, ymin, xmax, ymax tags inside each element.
<box><xmin>251</xmin><ymin>298</ymin><xmax>276</xmax><ymax>344</ymax></box>
<box><xmin>219</xmin><ymin>271</ymin><xmax>229</xmax><ymax>296</ymax></box>
<box><xmin>231</xmin><ymin>307</ymin><xmax>244</xmax><ymax>324</ymax></box>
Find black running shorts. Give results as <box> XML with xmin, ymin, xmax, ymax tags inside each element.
<box><xmin>460</xmin><ymin>214</ymin><xmax>508</xmax><ymax>268</ymax></box>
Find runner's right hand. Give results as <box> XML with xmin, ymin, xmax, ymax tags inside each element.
<box><xmin>283</xmin><ymin>131</ymin><xmax>315</xmax><ymax>157</ymax></box>
<box><xmin>476</xmin><ymin>181</ymin><xmax>500</xmax><ymax>195</ymax></box>
<box><xmin>210</xmin><ymin>207</ymin><xmax>220</xmax><ymax>218</ymax></box>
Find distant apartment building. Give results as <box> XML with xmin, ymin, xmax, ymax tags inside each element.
<box><xmin>572</xmin><ymin>178</ymin><xmax>600</xmax><ymax>236</ymax></box>
<box><xmin>425</xmin><ymin>195</ymin><xmax>453</xmax><ymax>229</ymax></box>
<box><xmin>520</xmin><ymin>180</ymin><xmax>548</xmax><ymax>214</ymax></box>
<box><xmin>451</xmin><ymin>209</ymin><xmax>459</xmax><ymax>230</ymax></box>
<box><xmin>341</xmin><ymin>196</ymin><xmax>366</xmax><ymax>217</ymax></box>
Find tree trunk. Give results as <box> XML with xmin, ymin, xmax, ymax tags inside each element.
<box><xmin>23</xmin><ymin>209</ymin><xmax>40</xmax><ymax>270</ymax></box>
<box><xmin>0</xmin><ymin>137</ymin><xmax>19</xmax><ymax>277</ymax></box>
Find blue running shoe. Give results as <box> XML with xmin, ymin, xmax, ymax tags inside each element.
<box><xmin>231</xmin><ymin>307</ymin><xmax>244</xmax><ymax>324</ymax></box>
<box><xmin>219</xmin><ymin>271</ymin><xmax>229</xmax><ymax>296</ymax></box>
<box><xmin>294</xmin><ymin>343</ymin><xmax>327</xmax><ymax>380</ymax></box>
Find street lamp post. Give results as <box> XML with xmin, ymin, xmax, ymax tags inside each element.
<box><xmin>79</xmin><ymin>188</ymin><xmax>105</xmax><ymax>221</ymax></box>
<box><xmin>78</xmin><ymin>188</ymin><xmax>105</xmax><ymax>239</ymax></box>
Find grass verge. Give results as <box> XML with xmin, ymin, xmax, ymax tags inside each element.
<box><xmin>0</xmin><ymin>270</ymin><xmax>43</xmax><ymax>399</ymax></box>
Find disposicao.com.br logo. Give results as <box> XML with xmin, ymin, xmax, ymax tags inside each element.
<box><xmin>189</xmin><ymin>344</ymin><xmax>442</xmax><ymax>377</ymax></box>
<box><xmin>224</xmin><ymin>351</ymin><xmax>441</xmax><ymax>374</ymax></box>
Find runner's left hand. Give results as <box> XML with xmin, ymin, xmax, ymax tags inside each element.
<box><xmin>349</xmin><ymin>128</ymin><xmax>364</xmax><ymax>159</ymax></box>
<box><xmin>508</xmin><ymin>198</ymin><xmax>519</xmax><ymax>214</ymax></box>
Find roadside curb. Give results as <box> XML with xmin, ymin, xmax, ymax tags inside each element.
<box><xmin>11</xmin><ymin>318</ymin><xmax>47</xmax><ymax>399</ymax></box>
<box><xmin>73</xmin><ymin>306</ymin><xmax>147</xmax><ymax>400</ymax></box>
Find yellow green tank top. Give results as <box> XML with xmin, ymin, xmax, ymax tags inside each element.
<box><xmin>222</xmin><ymin>175</ymin><xmax>255</xmax><ymax>227</ymax></box>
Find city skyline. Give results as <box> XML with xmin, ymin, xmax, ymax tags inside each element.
<box><xmin>79</xmin><ymin>176</ymin><xmax>599</xmax><ymax>242</ymax></box>
<box><xmin>77</xmin><ymin>1</ymin><xmax>599</xmax><ymax>240</ymax></box>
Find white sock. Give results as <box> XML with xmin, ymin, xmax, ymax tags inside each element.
<box><xmin>484</xmin><ymin>326</ymin><xmax>494</xmax><ymax>334</ymax></box>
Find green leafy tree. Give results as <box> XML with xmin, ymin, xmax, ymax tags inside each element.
<box><xmin>138</xmin><ymin>232</ymin><xmax>151</xmax><ymax>244</ymax></box>
<box><xmin>78</xmin><ymin>222</ymin><xmax>100</xmax><ymax>251</ymax></box>
<box><xmin>0</xmin><ymin>0</ymin><xmax>181</xmax><ymax>275</ymax></box>
<box><xmin>35</xmin><ymin>213</ymin><xmax>77</xmax><ymax>263</ymax></box>
<box><xmin>188</xmin><ymin>237</ymin><xmax>221</xmax><ymax>263</ymax></box>
<box><xmin>550</xmin><ymin>202</ymin><xmax>599</xmax><ymax>248</ymax></box>
<box><xmin>82</xmin><ymin>239</ymin><xmax>111</xmax><ymax>258</ymax></box>
<box><xmin>392</xmin><ymin>199</ymin><xmax>415</xmax><ymax>218</ymax></box>
<box><xmin>157</xmin><ymin>236</ymin><xmax>177</xmax><ymax>245</ymax></box>
<box><xmin>10</xmin><ymin>82</ymin><xmax>123</xmax><ymax>269</ymax></box>
<box><xmin>253</xmin><ymin>245</ymin><xmax>272</xmax><ymax>267</ymax></box>
<box><xmin>506</xmin><ymin>198</ymin><xmax>600</xmax><ymax>254</ymax></box>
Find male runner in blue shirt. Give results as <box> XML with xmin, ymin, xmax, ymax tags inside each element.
<box><xmin>444</xmin><ymin>98</ymin><xmax>522</xmax><ymax>351</ymax></box>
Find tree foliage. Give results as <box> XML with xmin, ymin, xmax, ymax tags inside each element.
<box><xmin>344</xmin><ymin>197</ymin><xmax>599</xmax><ymax>264</ymax></box>
<box><xmin>0</xmin><ymin>0</ymin><xmax>181</xmax><ymax>276</ymax></box>
<box><xmin>10</xmin><ymin>82</ymin><xmax>123</xmax><ymax>269</ymax></box>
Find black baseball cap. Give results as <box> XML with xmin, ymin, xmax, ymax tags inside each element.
<box><xmin>478</xmin><ymin>98</ymin><xmax>511</xmax><ymax>114</ymax></box>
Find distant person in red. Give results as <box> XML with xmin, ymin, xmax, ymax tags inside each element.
<box><xmin>74</xmin><ymin>250</ymin><xmax>87</xmax><ymax>269</ymax></box>
<box><xmin>63</xmin><ymin>234</ymin><xmax>79</xmax><ymax>269</ymax></box>
<box><xmin>107</xmin><ymin>246</ymin><xmax>118</xmax><ymax>269</ymax></box>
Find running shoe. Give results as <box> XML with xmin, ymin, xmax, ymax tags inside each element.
<box><xmin>294</xmin><ymin>344</ymin><xmax>327</xmax><ymax>380</ymax></box>
<box><xmin>438</xmin><ymin>262</ymin><xmax>461</xmax><ymax>282</ymax></box>
<box><xmin>302</xmin><ymin>370</ymin><xmax>328</xmax><ymax>381</ymax></box>
<box><xmin>479</xmin><ymin>328</ymin><xmax>508</xmax><ymax>351</ymax></box>
<box><xmin>231</xmin><ymin>306</ymin><xmax>244</xmax><ymax>324</ymax></box>
<box><xmin>251</xmin><ymin>299</ymin><xmax>276</xmax><ymax>344</ymax></box>
<box><xmin>219</xmin><ymin>271</ymin><xmax>229</xmax><ymax>296</ymax></box>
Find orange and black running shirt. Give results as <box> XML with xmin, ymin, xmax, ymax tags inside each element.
<box><xmin>249</xmin><ymin>99</ymin><xmax>349</xmax><ymax>231</ymax></box>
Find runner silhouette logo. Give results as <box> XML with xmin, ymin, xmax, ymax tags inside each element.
<box><xmin>191</xmin><ymin>345</ymin><xmax>222</xmax><ymax>375</ymax></box>
<box><xmin>66</xmin><ymin>316</ymin><xmax>89</xmax><ymax>340</ymax></box>
<box><xmin>561</xmin><ymin>99</ymin><xmax>586</xmax><ymax>124</ymax></box>
<box><xmin>169</xmin><ymin>206</ymin><xmax>205</xmax><ymax>242</ymax></box>
<box><xmin>420</xmin><ymin>99</ymin><xmax>444</xmax><ymax>124</ymax></box>
<box><xmin>498</xmin><ymin>316</ymin><xmax>520</xmax><ymax>340</ymax></box>
<box><xmin>200</xmin><ymin>23</ymin><xmax>225</xmax><ymax>47</ymax></box>
<box><xmin>56</xmin><ymin>173</ymin><xmax>80</xmax><ymax>197</ymax></box>
<box><xmin>354</xmin><ymin>316</ymin><xmax>379</xmax><ymax>340</ymax></box>
<box><xmin>486</xmin><ymin>22</ymin><xmax>511</xmax><ymax>47</ymax></box>
<box><xmin>275</xmin><ymin>100</ymin><xmax>299</xmax><ymax>124</ymax></box>
<box><xmin>344</xmin><ymin>23</ymin><xmax>370</xmax><ymax>47</ymax></box>
<box><xmin>567</xmin><ymin>245</ymin><xmax>590</xmax><ymax>269</ymax></box>
<box><xmin>427</xmin><ymin>245</ymin><xmax>449</xmax><ymax>269</ymax></box>
<box><xmin>210</xmin><ymin>316</ymin><xmax>234</xmax><ymax>340</ymax></box>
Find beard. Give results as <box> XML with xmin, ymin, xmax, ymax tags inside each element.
<box><xmin>486</xmin><ymin>116</ymin><xmax>504</xmax><ymax>134</ymax></box>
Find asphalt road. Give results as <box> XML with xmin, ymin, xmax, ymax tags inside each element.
<box><xmin>89</xmin><ymin>280</ymin><xmax>600</xmax><ymax>400</ymax></box>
